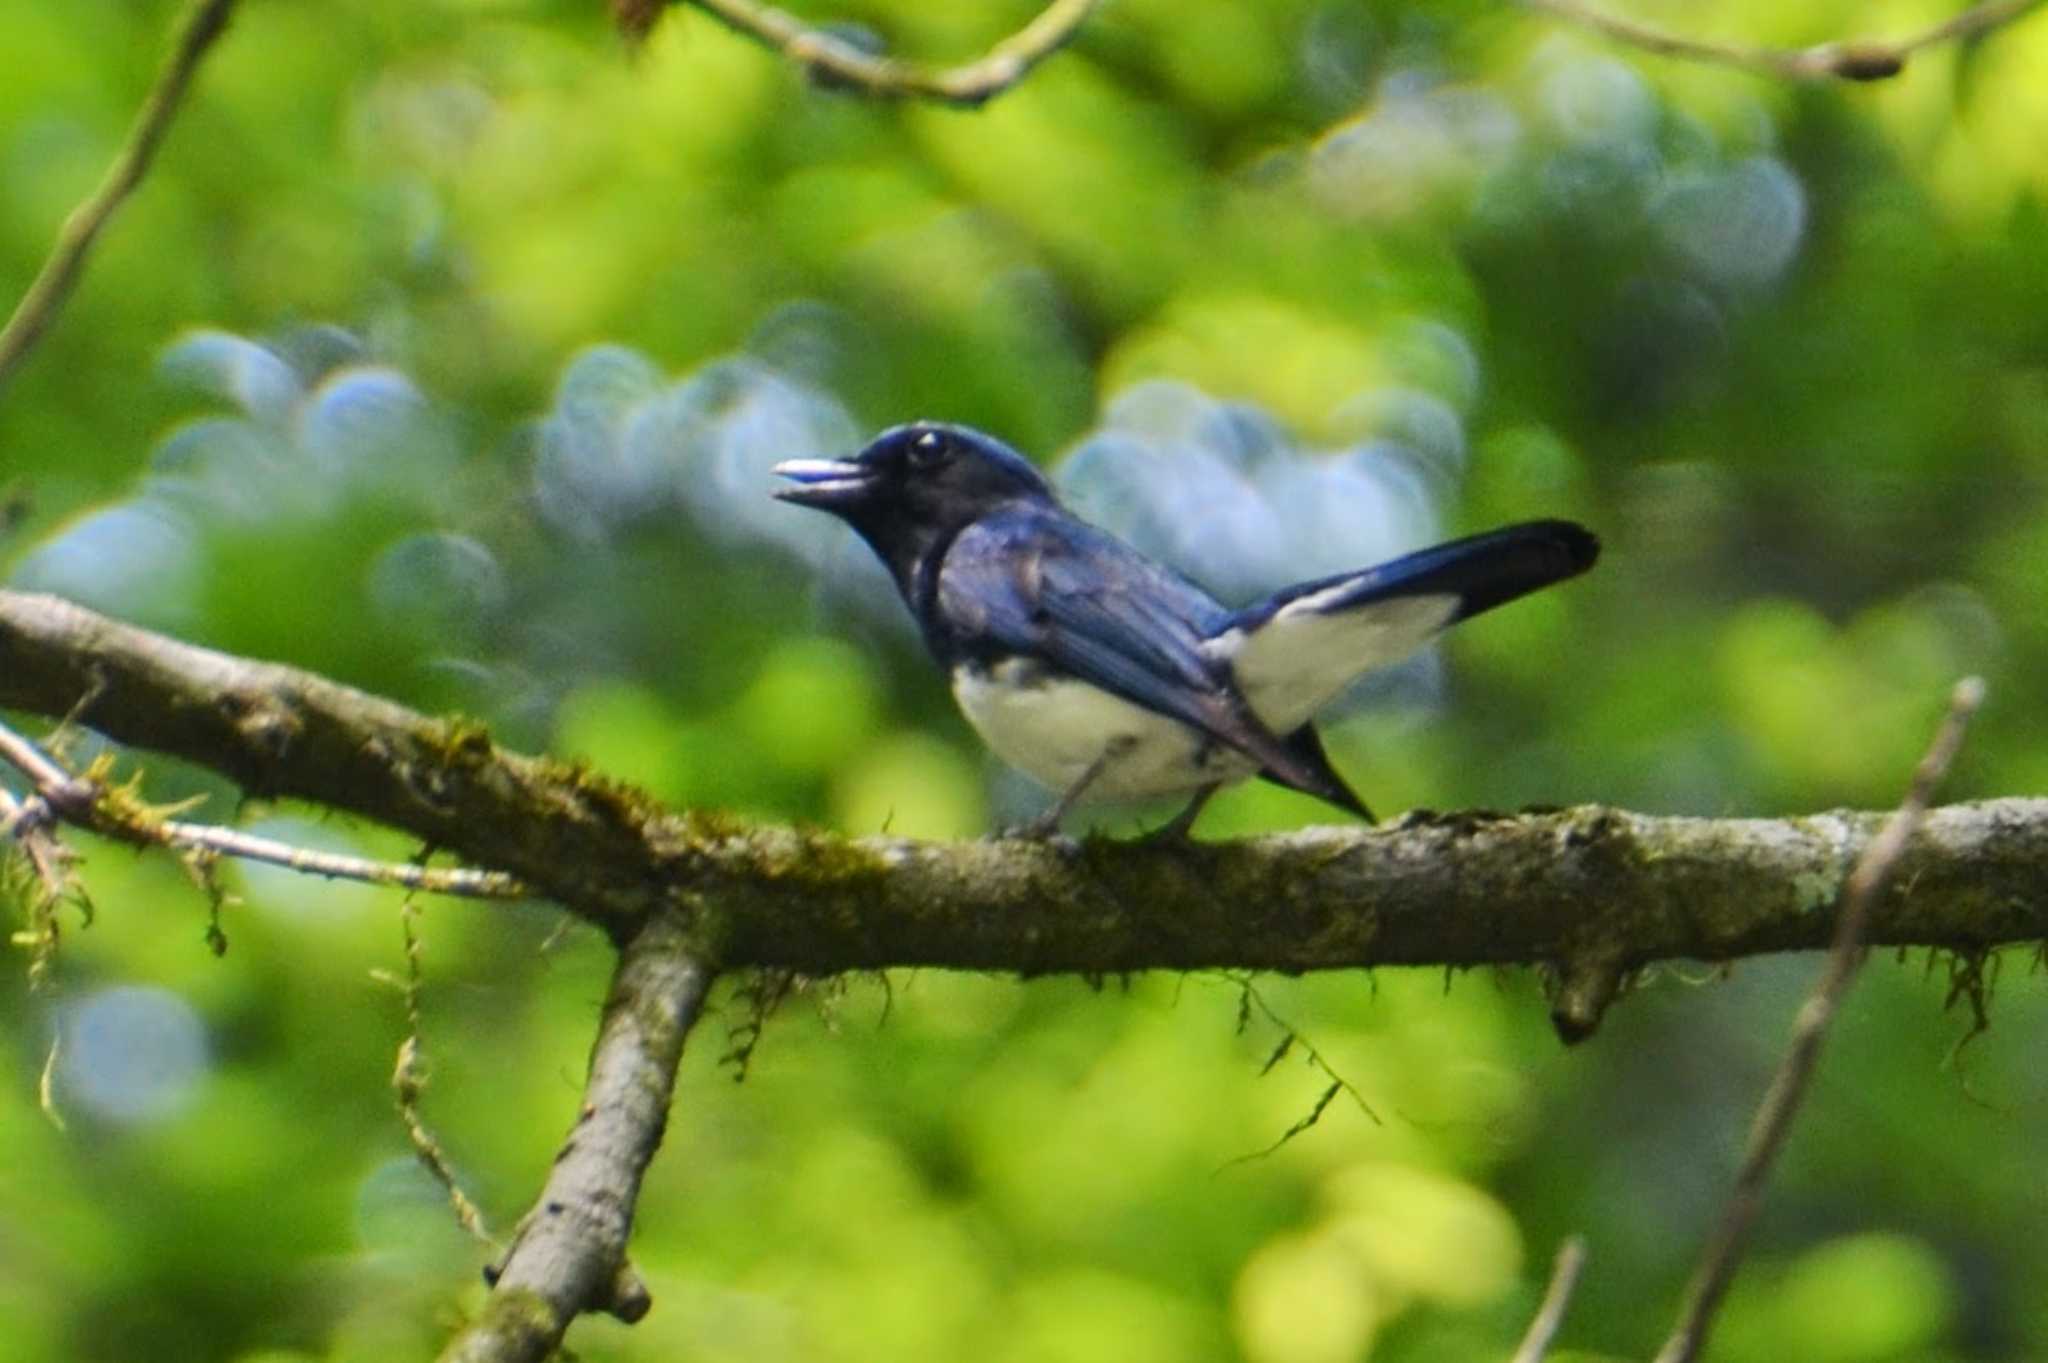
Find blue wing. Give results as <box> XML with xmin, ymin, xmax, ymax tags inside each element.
<box><xmin>935</xmin><ymin>505</ymin><xmax>1232</xmax><ymax>732</ymax></box>
<box><xmin>935</xmin><ymin>504</ymin><xmax>1372</xmax><ymax>809</ymax></box>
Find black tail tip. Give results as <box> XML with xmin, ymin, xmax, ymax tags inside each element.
<box><xmin>1529</xmin><ymin>519</ymin><xmax>1601</xmax><ymax>576</ymax></box>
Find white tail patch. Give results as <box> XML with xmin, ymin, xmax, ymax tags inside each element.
<box><xmin>1217</xmin><ymin>590</ymin><xmax>1459</xmax><ymax>733</ymax></box>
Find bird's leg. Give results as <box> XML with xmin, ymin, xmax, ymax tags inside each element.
<box><xmin>1140</xmin><ymin>782</ymin><xmax>1220</xmax><ymax>845</ymax></box>
<box><xmin>1005</xmin><ymin>736</ymin><xmax>1136</xmax><ymax>842</ymax></box>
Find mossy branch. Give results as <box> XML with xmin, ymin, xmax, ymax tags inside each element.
<box><xmin>437</xmin><ymin>912</ymin><xmax>711</xmax><ymax>1363</ymax></box>
<box><xmin>3</xmin><ymin>589</ymin><xmax>2044</xmax><ymax>1032</ymax></box>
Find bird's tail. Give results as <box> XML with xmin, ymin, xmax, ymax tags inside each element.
<box><xmin>1262</xmin><ymin>721</ymin><xmax>1376</xmax><ymax>823</ymax></box>
<box><xmin>1233</xmin><ymin>519</ymin><xmax>1600</xmax><ymax>633</ymax></box>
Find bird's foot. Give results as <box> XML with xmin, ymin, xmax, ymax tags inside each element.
<box><xmin>1135</xmin><ymin>784</ymin><xmax>1219</xmax><ymax>847</ymax></box>
<box><xmin>993</xmin><ymin>814</ymin><xmax>1081</xmax><ymax>857</ymax></box>
<box><xmin>1135</xmin><ymin>814</ymin><xmax>1199</xmax><ymax>848</ymax></box>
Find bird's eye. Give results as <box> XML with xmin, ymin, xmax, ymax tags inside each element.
<box><xmin>908</xmin><ymin>430</ymin><xmax>949</xmax><ymax>469</ymax></box>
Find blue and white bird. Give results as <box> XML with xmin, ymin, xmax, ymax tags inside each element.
<box><xmin>774</xmin><ymin>421</ymin><xmax>1597</xmax><ymax>838</ymax></box>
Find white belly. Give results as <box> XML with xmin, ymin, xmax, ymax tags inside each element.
<box><xmin>951</xmin><ymin>660</ymin><xmax>1258</xmax><ymax>802</ymax></box>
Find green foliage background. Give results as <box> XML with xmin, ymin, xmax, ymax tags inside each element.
<box><xmin>3</xmin><ymin>0</ymin><xmax>2047</xmax><ymax>1359</ymax></box>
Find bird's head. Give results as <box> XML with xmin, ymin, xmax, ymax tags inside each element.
<box><xmin>774</xmin><ymin>421</ymin><xmax>1054</xmax><ymax>564</ymax></box>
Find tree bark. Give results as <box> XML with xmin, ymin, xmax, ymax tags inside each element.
<box><xmin>437</xmin><ymin>913</ymin><xmax>711</xmax><ymax>1363</ymax></box>
<box><xmin>3</xmin><ymin>589</ymin><xmax>2041</xmax><ymax>994</ymax></box>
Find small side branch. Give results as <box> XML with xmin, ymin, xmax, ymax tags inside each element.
<box><xmin>1522</xmin><ymin>0</ymin><xmax>2045</xmax><ymax>82</ymax></box>
<box><xmin>0</xmin><ymin>0</ymin><xmax>240</xmax><ymax>392</ymax></box>
<box><xmin>437</xmin><ymin>913</ymin><xmax>713</xmax><ymax>1363</ymax></box>
<box><xmin>685</xmin><ymin>0</ymin><xmax>1098</xmax><ymax>106</ymax></box>
<box><xmin>0</xmin><ymin>784</ymin><xmax>85</xmax><ymax>985</ymax></box>
<box><xmin>389</xmin><ymin>900</ymin><xmax>494</xmax><ymax>1245</ymax></box>
<box><xmin>0</xmin><ymin>715</ymin><xmax>526</xmax><ymax>903</ymax></box>
<box><xmin>1652</xmin><ymin>678</ymin><xmax>1986</xmax><ymax>1363</ymax></box>
<box><xmin>1511</xmin><ymin>1236</ymin><xmax>1589</xmax><ymax>1363</ymax></box>
<box><xmin>157</xmin><ymin>817</ymin><xmax>527</xmax><ymax>899</ymax></box>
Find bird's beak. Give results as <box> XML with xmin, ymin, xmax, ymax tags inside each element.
<box><xmin>771</xmin><ymin>458</ymin><xmax>874</xmax><ymax>509</ymax></box>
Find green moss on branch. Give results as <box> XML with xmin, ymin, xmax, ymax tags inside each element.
<box><xmin>3</xmin><ymin>590</ymin><xmax>2044</xmax><ymax>986</ymax></box>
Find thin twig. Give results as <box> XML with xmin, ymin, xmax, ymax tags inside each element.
<box><xmin>1</xmin><ymin>784</ymin><xmax>77</xmax><ymax>900</ymax></box>
<box><xmin>0</xmin><ymin>714</ymin><xmax>526</xmax><ymax>901</ymax></box>
<box><xmin>1893</xmin><ymin>0</ymin><xmax>2046</xmax><ymax>55</ymax></box>
<box><xmin>388</xmin><ymin>898</ymin><xmax>495</xmax><ymax>1244</ymax></box>
<box><xmin>1653</xmin><ymin>676</ymin><xmax>1987</xmax><ymax>1363</ymax></box>
<box><xmin>1511</xmin><ymin>1236</ymin><xmax>1589</xmax><ymax>1363</ymax></box>
<box><xmin>0</xmin><ymin>0</ymin><xmax>239</xmax><ymax>392</ymax></box>
<box><xmin>37</xmin><ymin>1025</ymin><xmax>67</xmax><ymax>1131</ymax></box>
<box><xmin>2</xmin><ymin>783</ymin><xmax>87</xmax><ymax>986</ymax></box>
<box><xmin>1522</xmin><ymin>0</ymin><xmax>2046</xmax><ymax>82</ymax></box>
<box><xmin>1217</xmin><ymin>972</ymin><xmax>1379</xmax><ymax>1168</ymax></box>
<box><xmin>157</xmin><ymin>818</ymin><xmax>529</xmax><ymax>899</ymax></box>
<box><xmin>686</xmin><ymin>0</ymin><xmax>1098</xmax><ymax>106</ymax></box>
<box><xmin>0</xmin><ymin>722</ymin><xmax>85</xmax><ymax>796</ymax></box>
